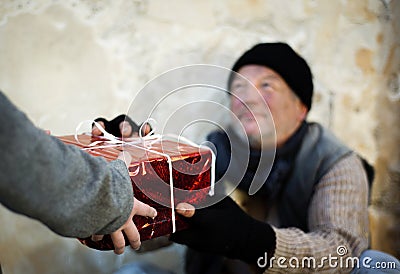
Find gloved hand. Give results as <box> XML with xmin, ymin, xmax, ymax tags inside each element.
<box><xmin>169</xmin><ymin>196</ymin><xmax>276</xmax><ymax>266</ymax></box>
<box><xmin>92</xmin><ymin>114</ymin><xmax>152</xmax><ymax>138</ymax></box>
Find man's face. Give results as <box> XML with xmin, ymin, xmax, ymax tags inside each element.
<box><xmin>230</xmin><ymin>65</ymin><xmax>307</xmax><ymax>148</ymax></box>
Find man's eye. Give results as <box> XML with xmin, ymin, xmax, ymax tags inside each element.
<box><xmin>231</xmin><ymin>83</ymin><xmax>245</xmax><ymax>92</ymax></box>
<box><xmin>232</xmin><ymin>83</ymin><xmax>243</xmax><ymax>88</ymax></box>
<box><xmin>261</xmin><ymin>82</ymin><xmax>270</xmax><ymax>88</ymax></box>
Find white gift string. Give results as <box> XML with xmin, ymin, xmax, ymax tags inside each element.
<box><xmin>75</xmin><ymin>120</ymin><xmax>117</xmax><ymax>143</ymax></box>
<box><xmin>75</xmin><ymin>119</ymin><xmax>216</xmax><ymax>233</ymax></box>
<box><xmin>122</xmin><ymin>142</ymin><xmax>176</xmax><ymax>233</ymax></box>
<box><xmin>165</xmin><ymin>134</ymin><xmax>215</xmax><ymax>196</ymax></box>
<box><xmin>75</xmin><ymin>120</ymin><xmax>177</xmax><ymax>232</ymax></box>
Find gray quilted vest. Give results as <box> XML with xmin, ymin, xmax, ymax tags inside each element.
<box><xmin>277</xmin><ymin>123</ymin><xmax>353</xmax><ymax>231</ymax></box>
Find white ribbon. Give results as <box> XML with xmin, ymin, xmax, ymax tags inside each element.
<box><xmin>75</xmin><ymin>119</ymin><xmax>215</xmax><ymax>234</ymax></box>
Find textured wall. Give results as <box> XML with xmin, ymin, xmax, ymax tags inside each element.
<box><xmin>0</xmin><ymin>0</ymin><xmax>399</xmax><ymax>273</ymax></box>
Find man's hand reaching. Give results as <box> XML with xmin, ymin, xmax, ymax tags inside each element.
<box><xmin>170</xmin><ymin>196</ymin><xmax>276</xmax><ymax>266</ymax></box>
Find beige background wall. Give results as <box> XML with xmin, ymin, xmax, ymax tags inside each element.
<box><xmin>0</xmin><ymin>0</ymin><xmax>399</xmax><ymax>273</ymax></box>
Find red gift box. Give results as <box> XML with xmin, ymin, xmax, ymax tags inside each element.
<box><xmin>57</xmin><ymin>134</ymin><xmax>213</xmax><ymax>250</ymax></box>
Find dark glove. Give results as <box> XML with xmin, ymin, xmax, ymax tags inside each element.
<box><xmin>92</xmin><ymin>114</ymin><xmax>152</xmax><ymax>138</ymax></box>
<box><xmin>169</xmin><ymin>196</ymin><xmax>276</xmax><ymax>266</ymax></box>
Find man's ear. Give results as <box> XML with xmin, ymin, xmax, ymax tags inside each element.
<box><xmin>297</xmin><ymin>102</ymin><xmax>308</xmax><ymax>122</ymax></box>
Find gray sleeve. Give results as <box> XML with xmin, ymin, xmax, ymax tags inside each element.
<box><xmin>0</xmin><ymin>91</ymin><xmax>134</xmax><ymax>238</ymax></box>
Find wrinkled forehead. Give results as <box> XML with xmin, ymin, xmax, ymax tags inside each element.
<box><xmin>229</xmin><ymin>65</ymin><xmax>283</xmax><ymax>87</ymax></box>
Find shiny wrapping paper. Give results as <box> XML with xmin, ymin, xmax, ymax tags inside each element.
<box><xmin>57</xmin><ymin>134</ymin><xmax>213</xmax><ymax>250</ymax></box>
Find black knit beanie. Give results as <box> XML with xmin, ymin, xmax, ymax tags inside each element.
<box><xmin>229</xmin><ymin>43</ymin><xmax>314</xmax><ymax>110</ymax></box>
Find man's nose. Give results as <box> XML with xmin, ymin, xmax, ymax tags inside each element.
<box><xmin>238</xmin><ymin>84</ymin><xmax>260</xmax><ymax>103</ymax></box>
